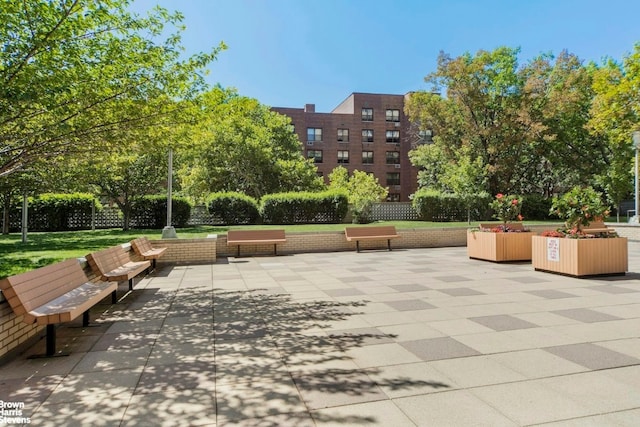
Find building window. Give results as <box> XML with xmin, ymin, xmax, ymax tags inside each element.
<box><xmin>362</xmin><ymin>108</ymin><xmax>373</xmax><ymax>121</ymax></box>
<box><xmin>386</xmin><ymin>151</ymin><xmax>400</xmax><ymax>165</ymax></box>
<box><xmin>387</xmin><ymin>193</ymin><xmax>401</xmax><ymax>202</ymax></box>
<box><xmin>362</xmin><ymin>129</ymin><xmax>374</xmax><ymax>143</ymax></box>
<box><xmin>362</xmin><ymin>151</ymin><xmax>374</xmax><ymax>164</ymax></box>
<box><xmin>307</xmin><ymin>149</ymin><xmax>323</xmax><ymax>163</ymax></box>
<box><xmin>386</xmin><ymin>172</ymin><xmax>400</xmax><ymax>186</ymax></box>
<box><xmin>307</xmin><ymin>127</ymin><xmax>322</xmax><ymax>142</ymax></box>
<box><xmin>419</xmin><ymin>129</ymin><xmax>434</xmax><ymax>144</ymax></box>
<box><xmin>386</xmin><ymin>109</ymin><xmax>400</xmax><ymax>122</ymax></box>
<box><xmin>337</xmin><ymin>128</ymin><xmax>349</xmax><ymax>142</ymax></box>
<box><xmin>337</xmin><ymin>150</ymin><xmax>349</xmax><ymax>164</ymax></box>
<box><xmin>386</xmin><ymin>130</ymin><xmax>400</xmax><ymax>143</ymax></box>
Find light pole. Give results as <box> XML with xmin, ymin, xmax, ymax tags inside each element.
<box><xmin>161</xmin><ymin>148</ymin><xmax>178</xmax><ymax>238</ymax></box>
<box><xmin>632</xmin><ymin>131</ymin><xmax>640</xmax><ymax>223</ymax></box>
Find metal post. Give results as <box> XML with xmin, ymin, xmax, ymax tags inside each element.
<box><xmin>21</xmin><ymin>193</ymin><xmax>27</xmax><ymax>243</ymax></box>
<box><xmin>161</xmin><ymin>148</ymin><xmax>177</xmax><ymax>238</ymax></box>
<box><xmin>632</xmin><ymin>132</ymin><xmax>640</xmax><ymax>223</ymax></box>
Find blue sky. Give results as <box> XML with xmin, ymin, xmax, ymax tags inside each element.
<box><xmin>130</xmin><ymin>0</ymin><xmax>640</xmax><ymax>112</ymax></box>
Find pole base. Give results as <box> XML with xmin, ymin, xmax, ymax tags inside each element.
<box><xmin>161</xmin><ymin>226</ymin><xmax>178</xmax><ymax>239</ymax></box>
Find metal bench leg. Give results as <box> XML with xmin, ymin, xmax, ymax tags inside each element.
<box><xmin>356</xmin><ymin>241</ymin><xmax>360</xmax><ymax>253</ymax></box>
<box><xmin>112</xmin><ymin>290</ymin><xmax>117</xmax><ymax>304</ymax></box>
<box><xmin>128</xmin><ymin>278</ymin><xmax>134</xmax><ymax>291</ymax></box>
<box><xmin>274</xmin><ymin>244</ymin><xmax>277</xmax><ymax>255</ymax></box>
<box><xmin>82</xmin><ymin>311</ymin><xmax>90</xmax><ymax>327</ymax></box>
<box><xmin>27</xmin><ymin>324</ymin><xmax>69</xmax><ymax>358</ymax></box>
<box><xmin>46</xmin><ymin>324</ymin><xmax>56</xmax><ymax>356</ymax></box>
<box><xmin>237</xmin><ymin>245</ymin><xmax>241</xmax><ymax>257</ymax></box>
<box><xmin>387</xmin><ymin>239</ymin><xmax>392</xmax><ymax>251</ymax></box>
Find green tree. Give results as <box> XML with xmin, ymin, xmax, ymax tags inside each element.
<box><xmin>179</xmin><ymin>88</ymin><xmax>324</xmax><ymax>199</ymax></box>
<box><xmin>588</xmin><ymin>46</ymin><xmax>640</xmax><ymax>218</ymax></box>
<box><xmin>406</xmin><ymin>47</ymin><xmax>537</xmax><ymax>196</ymax></box>
<box><xmin>441</xmin><ymin>149</ymin><xmax>489</xmax><ymax>223</ymax></box>
<box><xmin>0</xmin><ymin>0</ymin><xmax>224</xmax><ymax>178</ymax></box>
<box><xmin>328</xmin><ymin>166</ymin><xmax>388</xmax><ymax>223</ymax></box>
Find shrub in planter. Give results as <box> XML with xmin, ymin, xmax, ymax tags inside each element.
<box><xmin>131</xmin><ymin>195</ymin><xmax>191</xmax><ymax>228</ymax></box>
<box><xmin>206</xmin><ymin>192</ymin><xmax>259</xmax><ymax>225</ymax></box>
<box><xmin>550</xmin><ymin>186</ymin><xmax>611</xmax><ymax>235</ymax></box>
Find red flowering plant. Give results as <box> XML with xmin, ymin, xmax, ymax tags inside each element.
<box><xmin>548</xmin><ymin>186</ymin><xmax>615</xmax><ymax>238</ymax></box>
<box><xmin>480</xmin><ymin>193</ymin><xmax>526</xmax><ymax>232</ymax></box>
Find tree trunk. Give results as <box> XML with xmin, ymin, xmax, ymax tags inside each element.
<box><xmin>2</xmin><ymin>192</ymin><xmax>10</xmax><ymax>234</ymax></box>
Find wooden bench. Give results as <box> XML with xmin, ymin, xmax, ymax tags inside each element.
<box><xmin>0</xmin><ymin>258</ymin><xmax>117</xmax><ymax>357</ymax></box>
<box><xmin>226</xmin><ymin>229</ymin><xmax>286</xmax><ymax>256</ymax></box>
<box><xmin>130</xmin><ymin>237</ymin><xmax>167</xmax><ymax>270</ymax></box>
<box><xmin>480</xmin><ymin>223</ymin><xmax>526</xmax><ymax>231</ymax></box>
<box><xmin>581</xmin><ymin>221</ymin><xmax>616</xmax><ymax>235</ymax></box>
<box><xmin>86</xmin><ymin>246</ymin><xmax>151</xmax><ymax>291</ymax></box>
<box><xmin>344</xmin><ymin>226</ymin><xmax>401</xmax><ymax>252</ymax></box>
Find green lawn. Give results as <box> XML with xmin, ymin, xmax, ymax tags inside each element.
<box><xmin>0</xmin><ymin>220</ymin><xmax>563</xmax><ymax>279</ymax></box>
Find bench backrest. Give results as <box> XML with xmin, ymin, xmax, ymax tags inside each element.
<box><xmin>480</xmin><ymin>223</ymin><xmax>526</xmax><ymax>231</ymax></box>
<box><xmin>582</xmin><ymin>221</ymin><xmax>608</xmax><ymax>230</ymax></box>
<box><xmin>344</xmin><ymin>226</ymin><xmax>398</xmax><ymax>238</ymax></box>
<box><xmin>0</xmin><ymin>259</ymin><xmax>89</xmax><ymax>315</ymax></box>
<box><xmin>227</xmin><ymin>229</ymin><xmax>286</xmax><ymax>241</ymax></box>
<box><xmin>130</xmin><ymin>237</ymin><xmax>152</xmax><ymax>255</ymax></box>
<box><xmin>86</xmin><ymin>246</ymin><xmax>131</xmax><ymax>274</ymax></box>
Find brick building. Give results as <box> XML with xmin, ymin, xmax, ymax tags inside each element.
<box><xmin>272</xmin><ymin>92</ymin><xmax>424</xmax><ymax>202</ymax></box>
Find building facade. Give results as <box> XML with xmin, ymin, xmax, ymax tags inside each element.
<box><xmin>272</xmin><ymin>92</ymin><xmax>422</xmax><ymax>202</ymax></box>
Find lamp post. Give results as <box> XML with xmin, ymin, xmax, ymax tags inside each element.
<box><xmin>632</xmin><ymin>131</ymin><xmax>640</xmax><ymax>224</ymax></box>
<box><xmin>161</xmin><ymin>148</ymin><xmax>178</xmax><ymax>238</ymax></box>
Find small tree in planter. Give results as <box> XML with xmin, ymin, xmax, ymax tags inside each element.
<box><xmin>467</xmin><ymin>193</ymin><xmax>531</xmax><ymax>262</ymax></box>
<box><xmin>533</xmin><ymin>186</ymin><xmax>627</xmax><ymax>276</ymax></box>
<box><xmin>488</xmin><ymin>193</ymin><xmax>525</xmax><ymax>231</ymax></box>
<box><xmin>550</xmin><ymin>186</ymin><xmax>612</xmax><ymax>236</ymax></box>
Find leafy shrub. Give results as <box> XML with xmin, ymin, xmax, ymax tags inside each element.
<box><xmin>131</xmin><ymin>195</ymin><xmax>191</xmax><ymax>228</ymax></box>
<box><xmin>261</xmin><ymin>191</ymin><xmax>348</xmax><ymax>224</ymax></box>
<box><xmin>412</xmin><ymin>189</ymin><xmax>491</xmax><ymax>222</ymax></box>
<box><xmin>22</xmin><ymin>193</ymin><xmax>100</xmax><ymax>231</ymax></box>
<box><xmin>206</xmin><ymin>192</ymin><xmax>259</xmax><ymax>225</ymax></box>
<box><xmin>521</xmin><ymin>194</ymin><xmax>553</xmax><ymax>220</ymax></box>
<box><xmin>551</xmin><ymin>186</ymin><xmax>610</xmax><ymax>230</ymax></box>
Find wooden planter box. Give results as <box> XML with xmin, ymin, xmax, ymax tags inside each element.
<box><xmin>531</xmin><ymin>236</ymin><xmax>628</xmax><ymax>277</ymax></box>
<box><xmin>467</xmin><ymin>230</ymin><xmax>532</xmax><ymax>262</ymax></box>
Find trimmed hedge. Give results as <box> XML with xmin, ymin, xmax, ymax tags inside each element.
<box><xmin>261</xmin><ymin>191</ymin><xmax>349</xmax><ymax>224</ymax></box>
<box><xmin>206</xmin><ymin>192</ymin><xmax>260</xmax><ymax>225</ymax></box>
<box><xmin>18</xmin><ymin>193</ymin><xmax>101</xmax><ymax>232</ymax></box>
<box><xmin>130</xmin><ymin>195</ymin><xmax>191</xmax><ymax>228</ymax></box>
<box><xmin>413</xmin><ymin>189</ymin><xmax>491</xmax><ymax>222</ymax></box>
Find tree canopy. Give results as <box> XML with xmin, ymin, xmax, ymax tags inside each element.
<box><xmin>406</xmin><ymin>46</ymin><xmax>639</xmax><ymax>206</ymax></box>
<box><xmin>0</xmin><ymin>0</ymin><xmax>224</xmax><ymax>178</ymax></box>
<box><xmin>178</xmin><ymin>87</ymin><xmax>324</xmax><ymax>200</ymax></box>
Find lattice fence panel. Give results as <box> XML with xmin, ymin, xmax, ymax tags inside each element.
<box><xmin>370</xmin><ymin>202</ymin><xmax>419</xmax><ymax>221</ymax></box>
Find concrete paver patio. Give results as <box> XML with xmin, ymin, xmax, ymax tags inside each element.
<box><xmin>2</xmin><ymin>244</ymin><xmax>640</xmax><ymax>426</ymax></box>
